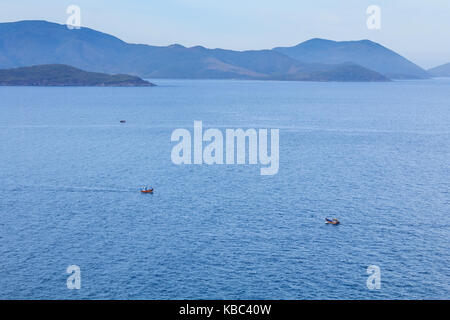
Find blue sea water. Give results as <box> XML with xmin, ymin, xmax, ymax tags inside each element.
<box><xmin>0</xmin><ymin>79</ymin><xmax>449</xmax><ymax>299</ymax></box>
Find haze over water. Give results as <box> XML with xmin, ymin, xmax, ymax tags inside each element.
<box><xmin>0</xmin><ymin>79</ymin><xmax>449</xmax><ymax>299</ymax></box>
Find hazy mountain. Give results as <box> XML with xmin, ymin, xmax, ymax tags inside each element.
<box><xmin>0</xmin><ymin>64</ymin><xmax>154</xmax><ymax>86</ymax></box>
<box><xmin>273</xmin><ymin>38</ymin><xmax>429</xmax><ymax>79</ymax></box>
<box><xmin>0</xmin><ymin>20</ymin><xmax>390</xmax><ymax>81</ymax></box>
<box><xmin>428</xmin><ymin>63</ymin><xmax>450</xmax><ymax>77</ymax></box>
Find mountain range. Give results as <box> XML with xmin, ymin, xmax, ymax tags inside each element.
<box><xmin>274</xmin><ymin>39</ymin><xmax>430</xmax><ymax>79</ymax></box>
<box><xmin>0</xmin><ymin>20</ymin><xmax>438</xmax><ymax>82</ymax></box>
<box><xmin>428</xmin><ymin>63</ymin><xmax>450</xmax><ymax>77</ymax></box>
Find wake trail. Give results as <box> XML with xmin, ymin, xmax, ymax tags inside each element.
<box><xmin>6</xmin><ymin>184</ymin><xmax>137</xmax><ymax>193</ymax></box>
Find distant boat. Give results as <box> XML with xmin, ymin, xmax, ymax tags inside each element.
<box><xmin>325</xmin><ymin>218</ymin><xmax>340</xmax><ymax>225</ymax></box>
<box><xmin>120</xmin><ymin>120</ymin><xmax>126</xmax><ymax>123</ymax></box>
<box><xmin>140</xmin><ymin>186</ymin><xmax>153</xmax><ymax>194</ymax></box>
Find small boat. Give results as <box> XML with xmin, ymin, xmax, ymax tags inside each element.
<box><xmin>120</xmin><ymin>120</ymin><xmax>126</xmax><ymax>123</ymax></box>
<box><xmin>140</xmin><ymin>186</ymin><xmax>154</xmax><ymax>193</ymax></box>
<box><xmin>325</xmin><ymin>218</ymin><xmax>340</xmax><ymax>225</ymax></box>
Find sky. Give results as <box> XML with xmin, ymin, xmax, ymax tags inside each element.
<box><xmin>1</xmin><ymin>0</ymin><xmax>449</xmax><ymax>68</ymax></box>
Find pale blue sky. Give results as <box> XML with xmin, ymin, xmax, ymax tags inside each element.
<box><xmin>1</xmin><ymin>0</ymin><xmax>449</xmax><ymax>68</ymax></box>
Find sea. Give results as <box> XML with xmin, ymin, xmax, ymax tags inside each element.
<box><xmin>0</xmin><ymin>79</ymin><xmax>449</xmax><ymax>299</ymax></box>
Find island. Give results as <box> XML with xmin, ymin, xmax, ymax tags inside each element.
<box><xmin>0</xmin><ymin>64</ymin><xmax>156</xmax><ymax>87</ymax></box>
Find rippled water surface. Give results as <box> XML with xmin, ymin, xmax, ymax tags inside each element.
<box><xmin>0</xmin><ymin>79</ymin><xmax>449</xmax><ymax>299</ymax></box>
